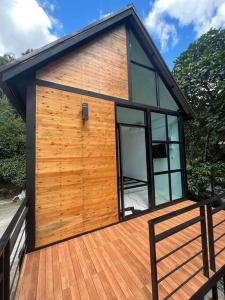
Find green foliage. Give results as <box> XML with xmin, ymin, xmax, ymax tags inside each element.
<box><xmin>187</xmin><ymin>162</ymin><xmax>225</xmax><ymax>194</ymax></box>
<box><xmin>173</xmin><ymin>29</ymin><xmax>225</xmax><ymax>164</ymax></box>
<box><xmin>173</xmin><ymin>29</ymin><xmax>225</xmax><ymax>194</ymax></box>
<box><xmin>0</xmin><ymin>54</ymin><xmax>26</xmax><ymax>191</ymax></box>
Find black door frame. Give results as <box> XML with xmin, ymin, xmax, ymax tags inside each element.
<box><xmin>117</xmin><ymin>122</ymin><xmax>151</xmax><ymax>219</ymax></box>
<box><xmin>115</xmin><ymin>103</ymin><xmax>186</xmax><ymax>221</ymax></box>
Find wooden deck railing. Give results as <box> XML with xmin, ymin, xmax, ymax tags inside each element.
<box><xmin>0</xmin><ymin>199</ymin><xmax>28</xmax><ymax>300</ymax></box>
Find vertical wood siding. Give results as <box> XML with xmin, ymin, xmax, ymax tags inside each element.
<box><xmin>35</xmin><ymin>86</ymin><xmax>118</xmax><ymax>247</ymax></box>
<box><xmin>36</xmin><ymin>25</ymin><xmax>128</xmax><ymax>100</ymax></box>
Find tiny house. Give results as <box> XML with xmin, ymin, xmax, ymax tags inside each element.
<box><xmin>0</xmin><ymin>6</ymin><xmax>194</xmax><ymax>249</ymax></box>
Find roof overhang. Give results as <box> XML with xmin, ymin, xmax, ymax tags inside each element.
<box><xmin>0</xmin><ymin>5</ymin><xmax>195</xmax><ymax>120</ymax></box>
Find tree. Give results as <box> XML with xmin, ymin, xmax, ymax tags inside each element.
<box><xmin>173</xmin><ymin>29</ymin><xmax>225</xmax><ymax>193</ymax></box>
<box><xmin>0</xmin><ymin>54</ymin><xmax>26</xmax><ymax>192</ymax></box>
<box><xmin>173</xmin><ymin>29</ymin><xmax>225</xmax><ymax>164</ymax></box>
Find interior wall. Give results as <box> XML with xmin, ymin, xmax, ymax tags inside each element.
<box><xmin>121</xmin><ymin>126</ymin><xmax>147</xmax><ymax>181</ymax></box>
<box><xmin>35</xmin><ymin>85</ymin><xmax>118</xmax><ymax>247</ymax></box>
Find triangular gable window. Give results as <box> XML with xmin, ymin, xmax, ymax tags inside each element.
<box><xmin>158</xmin><ymin>76</ymin><xmax>178</xmax><ymax>111</ymax></box>
<box><xmin>128</xmin><ymin>29</ymin><xmax>179</xmax><ymax>111</ymax></box>
<box><xmin>129</xmin><ymin>29</ymin><xmax>153</xmax><ymax>68</ymax></box>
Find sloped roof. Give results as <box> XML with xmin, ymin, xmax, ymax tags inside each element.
<box><xmin>0</xmin><ymin>5</ymin><xmax>194</xmax><ymax>119</ymax></box>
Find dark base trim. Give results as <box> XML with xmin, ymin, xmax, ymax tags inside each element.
<box><xmin>190</xmin><ymin>265</ymin><xmax>225</xmax><ymax>300</ymax></box>
<box><xmin>32</xmin><ymin>198</ymin><xmax>188</xmax><ymax>252</ymax></box>
<box><xmin>33</xmin><ymin>220</ymin><xmax>120</xmax><ymax>252</ymax></box>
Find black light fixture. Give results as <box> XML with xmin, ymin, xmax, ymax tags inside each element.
<box><xmin>82</xmin><ymin>103</ymin><xmax>88</xmax><ymax>121</ymax></box>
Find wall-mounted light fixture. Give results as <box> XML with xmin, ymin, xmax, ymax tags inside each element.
<box><xmin>82</xmin><ymin>103</ymin><xmax>88</xmax><ymax>121</ymax></box>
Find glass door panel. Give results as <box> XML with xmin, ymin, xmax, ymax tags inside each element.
<box><xmin>118</xmin><ymin>124</ymin><xmax>149</xmax><ymax>217</ymax></box>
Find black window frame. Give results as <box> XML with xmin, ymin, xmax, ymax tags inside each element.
<box><xmin>126</xmin><ymin>25</ymin><xmax>181</xmax><ymax>112</ymax></box>
<box><xmin>151</xmin><ymin>112</ymin><xmax>185</xmax><ymax>205</ymax></box>
<box><xmin>115</xmin><ymin>104</ymin><xmax>186</xmax><ymax>218</ymax></box>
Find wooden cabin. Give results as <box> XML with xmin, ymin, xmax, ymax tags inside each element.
<box><xmin>0</xmin><ymin>6</ymin><xmax>225</xmax><ymax>300</ymax></box>
<box><xmin>0</xmin><ymin>6</ymin><xmax>194</xmax><ymax>249</ymax></box>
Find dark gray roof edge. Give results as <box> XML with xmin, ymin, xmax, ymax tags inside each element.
<box><xmin>0</xmin><ymin>5</ymin><xmax>134</xmax><ymax>79</ymax></box>
<box><xmin>0</xmin><ymin>4</ymin><xmax>194</xmax><ymax>118</ymax></box>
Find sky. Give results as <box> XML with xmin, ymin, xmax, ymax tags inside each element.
<box><xmin>0</xmin><ymin>0</ymin><xmax>225</xmax><ymax>69</ymax></box>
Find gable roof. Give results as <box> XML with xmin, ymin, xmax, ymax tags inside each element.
<box><xmin>0</xmin><ymin>5</ymin><xmax>194</xmax><ymax>119</ymax></box>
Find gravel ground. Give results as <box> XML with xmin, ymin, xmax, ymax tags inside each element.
<box><xmin>0</xmin><ymin>200</ymin><xmax>19</xmax><ymax>237</ymax></box>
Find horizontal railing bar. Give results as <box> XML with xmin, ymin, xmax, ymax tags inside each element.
<box><xmin>215</xmin><ymin>246</ymin><xmax>225</xmax><ymax>257</ymax></box>
<box><xmin>0</xmin><ymin>199</ymin><xmax>27</xmax><ymax>255</ymax></box>
<box><xmin>148</xmin><ymin>201</ymin><xmax>205</xmax><ymax>226</ymax></box>
<box><xmin>158</xmin><ymin>250</ymin><xmax>202</xmax><ymax>283</ymax></box>
<box><xmin>10</xmin><ymin>208</ymin><xmax>27</xmax><ymax>253</ymax></box>
<box><xmin>214</xmin><ymin>232</ymin><xmax>225</xmax><ymax>243</ymax></box>
<box><xmin>156</xmin><ymin>234</ymin><xmax>201</xmax><ymax>263</ymax></box>
<box><xmin>212</xmin><ymin>202</ymin><xmax>225</xmax><ymax>215</ymax></box>
<box><xmin>155</xmin><ymin>216</ymin><xmax>203</xmax><ymax>243</ymax></box>
<box><xmin>10</xmin><ymin>228</ymin><xmax>26</xmax><ymax>271</ymax></box>
<box><xmin>213</xmin><ymin>218</ymin><xmax>225</xmax><ymax>228</ymax></box>
<box><xmin>163</xmin><ymin>267</ymin><xmax>203</xmax><ymax>300</ymax></box>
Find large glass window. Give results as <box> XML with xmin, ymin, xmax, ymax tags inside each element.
<box><xmin>171</xmin><ymin>172</ymin><xmax>183</xmax><ymax>200</ymax></box>
<box><xmin>151</xmin><ymin>113</ymin><xmax>167</xmax><ymax>141</ymax></box>
<box><xmin>117</xmin><ymin>106</ymin><xmax>145</xmax><ymax>125</ymax></box>
<box><xmin>131</xmin><ymin>64</ymin><xmax>157</xmax><ymax>106</ymax></box>
<box><xmin>128</xmin><ymin>29</ymin><xmax>181</xmax><ymax>112</ymax></box>
<box><xmin>129</xmin><ymin>30</ymin><xmax>153</xmax><ymax>68</ymax></box>
<box><xmin>168</xmin><ymin>115</ymin><xmax>179</xmax><ymax>141</ymax></box>
<box><xmin>158</xmin><ymin>77</ymin><xmax>179</xmax><ymax>111</ymax></box>
<box><xmin>151</xmin><ymin>112</ymin><xmax>183</xmax><ymax>205</ymax></box>
<box><xmin>169</xmin><ymin>144</ymin><xmax>181</xmax><ymax>170</ymax></box>
<box><xmin>154</xmin><ymin>174</ymin><xmax>170</xmax><ymax>205</ymax></box>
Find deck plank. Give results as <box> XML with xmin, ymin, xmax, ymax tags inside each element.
<box><xmin>16</xmin><ymin>200</ymin><xmax>225</xmax><ymax>300</ymax></box>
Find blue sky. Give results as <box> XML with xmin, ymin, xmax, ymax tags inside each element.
<box><xmin>47</xmin><ymin>0</ymin><xmax>196</xmax><ymax>69</ymax></box>
<box><xmin>0</xmin><ymin>0</ymin><xmax>224</xmax><ymax>70</ymax></box>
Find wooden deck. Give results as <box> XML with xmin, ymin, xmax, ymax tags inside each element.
<box><xmin>16</xmin><ymin>200</ymin><xmax>225</xmax><ymax>300</ymax></box>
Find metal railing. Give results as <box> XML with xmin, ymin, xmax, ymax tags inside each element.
<box><xmin>148</xmin><ymin>200</ymin><xmax>210</xmax><ymax>300</ymax></box>
<box><xmin>206</xmin><ymin>198</ymin><xmax>225</xmax><ymax>300</ymax></box>
<box><xmin>0</xmin><ymin>199</ymin><xmax>28</xmax><ymax>300</ymax></box>
<box><xmin>207</xmin><ymin>198</ymin><xmax>225</xmax><ymax>272</ymax></box>
<box><xmin>149</xmin><ymin>197</ymin><xmax>225</xmax><ymax>300</ymax></box>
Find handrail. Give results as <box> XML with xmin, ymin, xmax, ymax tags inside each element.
<box><xmin>148</xmin><ymin>200</ymin><xmax>209</xmax><ymax>300</ymax></box>
<box><xmin>0</xmin><ymin>198</ymin><xmax>28</xmax><ymax>300</ymax></box>
<box><xmin>206</xmin><ymin>198</ymin><xmax>225</xmax><ymax>272</ymax></box>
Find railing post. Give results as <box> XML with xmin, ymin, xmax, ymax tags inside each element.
<box><xmin>206</xmin><ymin>202</ymin><xmax>216</xmax><ymax>272</ymax></box>
<box><xmin>149</xmin><ymin>221</ymin><xmax>158</xmax><ymax>300</ymax></box>
<box><xmin>199</xmin><ymin>205</ymin><xmax>209</xmax><ymax>278</ymax></box>
<box><xmin>212</xmin><ymin>284</ymin><xmax>218</xmax><ymax>300</ymax></box>
<box><xmin>3</xmin><ymin>241</ymin><xmax>10</xmax><ymax>300</ymax></box>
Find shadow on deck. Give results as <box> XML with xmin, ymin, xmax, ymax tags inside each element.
<box><xmin>15</xmin><ymin>200</ymin><xmax>225</xmax><ymax>300</ymax></box>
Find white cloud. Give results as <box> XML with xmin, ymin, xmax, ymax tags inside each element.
<box><xmin>0</xmin><ymin>0</ymin><xmax>62</xmax><ymax>56</ymax></box>
<box><xmin>99</xmin><ymin>9</ymin><xmax>113</xmax><ymax>19</ymax></box>
<box><xmin>144</xmin><ymin>0</ymin><xmax>225</xmax><ymax>51</ymax></box>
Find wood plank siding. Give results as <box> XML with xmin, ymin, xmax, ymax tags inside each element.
<box><xmin>36</xmin><ymin>25</ymin><xmax>128</xmax><ymax>100</ymax></box>
<box><xmin>16</xmin><ymin>200</ymin><xmax>225</xmax><ymax>300</ymax></box>
<box><xmin>35</xmin><ymin>85</ymin><xmax>118</xmax><ymax>247</ymax></box>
